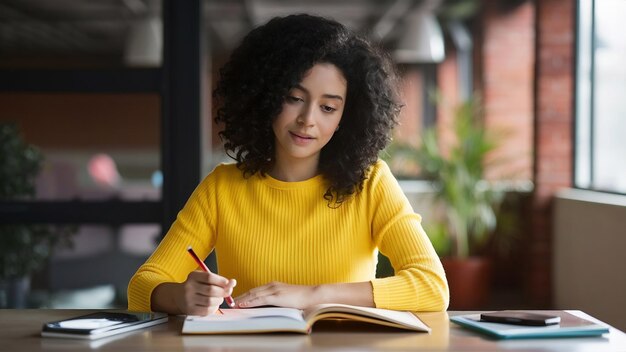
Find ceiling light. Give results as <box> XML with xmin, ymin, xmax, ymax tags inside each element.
<box><xmin>393</xmin><ymin>10</ymin><xmax>445</xmax><ymax>63</ymax></box>
<box><xmin>124</xmin><ymin>18</ymin><xmax>162</xmax><ymax>67</ymax></box>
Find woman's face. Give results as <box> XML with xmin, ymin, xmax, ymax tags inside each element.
<box><xmin>272</xmin><ymin>63</ymin><xmax>347</xmax><ymax>167</ymax></box>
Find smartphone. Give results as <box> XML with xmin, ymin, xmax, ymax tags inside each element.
<box><xmin>42</xmin><ymin>311</ymin><xmax>168</xmax><ymax>340</ymax></box>
<box><xmin>480</xmin><ymin>311</ymin><xmax>561</xmax><ymax>326</ymax></box>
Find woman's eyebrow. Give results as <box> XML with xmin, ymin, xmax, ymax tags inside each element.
<box><xmin>294</xmin><ymin>84</ymin><xmax>344</xmax><ymax>102</ymax></box>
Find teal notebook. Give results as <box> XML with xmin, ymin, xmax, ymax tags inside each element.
<box><xmin>451</xmin><ymin>311</ymin><xmax>609</xmax><ymax>339</ymax></box>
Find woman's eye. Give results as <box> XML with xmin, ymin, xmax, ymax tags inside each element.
<box><xmin>321</xmin><ymin>105</ymin><xmax>336</xmax><ymax>113</ymax></box>
<box><xmin>285</xmin><ymin>96</ymin><xmax>303</xmax><ymax>103</ymax></box>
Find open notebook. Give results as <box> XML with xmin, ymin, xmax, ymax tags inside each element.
<box><xmin>182</xmin><ymin>303</ymin><xmax>430</xmax><ymax>334</ymax></box>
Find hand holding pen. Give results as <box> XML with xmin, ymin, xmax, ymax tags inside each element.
<box><xmin>187</xmin><ymin>246</ymin><xmax>236</xmax><ymax>312</ymax></box>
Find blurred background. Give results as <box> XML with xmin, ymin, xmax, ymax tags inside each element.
<box><xmin>0</xmin><ymin>0</ymin><xmax>624</xmax><ymax>330</ymax></box>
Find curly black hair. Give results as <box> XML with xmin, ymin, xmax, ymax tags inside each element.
<box><xmin>214</xmin><ymin>14</ymin><xmax>401</xmax><ymax>204</ymax></box>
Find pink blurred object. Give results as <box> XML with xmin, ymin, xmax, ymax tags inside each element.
<box><xmin>88</xmin><ymin>153</ymin><xmax>121</xmax><ymax>188</ymax></box>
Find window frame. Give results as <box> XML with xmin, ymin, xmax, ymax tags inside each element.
<box><xmin>574</xmin><ymin>0</ymin><xmax>626</xmax><ymax>195</ymax></box>
<box><xmin>0</xmin><ymin>0</ymin><xmax>204</xmax><ymax>232</ymax></box>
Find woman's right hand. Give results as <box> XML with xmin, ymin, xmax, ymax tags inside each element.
<box><xmin>175</xmin><ymin>271</ymin><xmax>237</xmax><ymax>315</ymax></box>
<box><xmin>151</xmin><ymin>271</ymin><xmax>236</xmax><ymax>315</ymax></box>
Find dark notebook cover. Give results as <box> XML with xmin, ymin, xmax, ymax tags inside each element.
<box><xmin>42</xmin><ymin>311</ymin><xmax>168</xmax><ymax>340</ymax></box>
<box><xmin>451</xmin><ymin>311</ymin><xmax>609</xmax><ymax>339</ymax></box>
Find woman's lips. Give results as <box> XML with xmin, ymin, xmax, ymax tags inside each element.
<box><xmin>289</xmin><ymin>131</ymin><xmax>315</xmax><ymax>145</ymax></box>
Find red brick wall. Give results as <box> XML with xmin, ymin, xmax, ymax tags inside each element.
<box><xmin>471</xmin><ymin>1</ymin><xmax>536</xmax><ymax>298</ymax></box>
<box><xmin>530</xmin><ymin>0</ymin><xmax>575</xmax><ymax>307</ymax></box>
<box><xmin>470</xmin><ymin>0</ymin><xmax>575</xmax><ymax>307</ymax></box>
<box><xmin>481</xmin><ymin>3</ymin><xmax>534</xmax><ymax>181</ymax></box>
<box><xmin>395</xmin><ymin>67</ymin><xmax>424</xmax><ymax>147</ymax></box>
<box><xmin>437</xmin><ymin>47</ymin><xmax>460</xmax><ymax>157</ymax></box>
<box><xmin>437</xmin><ymin>3</ymin><xmax>534</xmax><ymax>180</ymax></box>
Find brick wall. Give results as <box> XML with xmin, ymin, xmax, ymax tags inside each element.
<box><xmin>437</xmin><ymin>46</ymin><xmax>460</xmax><ymax>157</ymax></box>
<box><xmin>481</xmin><ymin>2</ymin><xmax>534</xmax><ymax>181</ymax></box>
<box><xmin>439</xmin><ymin>0</ymin><xmax>576</xmax><ymax>307</ymax></box>
<box><xmin>437</xmin><ymin>2</ymin><xmax>534</xmax><ymax>180</ymax></box>
<box><xmin>395</xmin><ymin>66</ymin><xmax>423</xmax><ymax>147</ymax></box>
<box><xmin>473</xmin><ymin>1</ymin><xmax>536</xmax><ymax>299</ymax></box>
<box><xmin>530</xmin><ymin>0</ymin><xmax>575</xmax><ymax>307</ymax></box>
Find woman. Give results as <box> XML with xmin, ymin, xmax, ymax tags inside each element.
<box><xmin>128</xmin><ymin>14</ymin><xmax>448</xmax><ymax>315</ymax></box>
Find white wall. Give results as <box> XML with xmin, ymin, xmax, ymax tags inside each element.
<box><xmin>553</xmin><ymin>188</ymin><xmax>626</xmax><ymax>331</ymax></box>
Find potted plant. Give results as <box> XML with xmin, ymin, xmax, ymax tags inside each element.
<box><xmin>386</xmin><ymin>98</ymin><xmax>513</xmax><ymax>309</ymax></box>
<box><xmin>0</xmin><ymin>123</ymin><xmax>72</xmax><ymax>308</ymax></box>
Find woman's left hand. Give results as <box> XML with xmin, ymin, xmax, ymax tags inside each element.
<box><xmin>234</xmin><ymin>282</ymin><xmax>321</xmax><ymax>309</ymax></box>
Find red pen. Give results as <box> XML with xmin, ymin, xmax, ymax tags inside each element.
<box><xmin>187</xmin><ymin>245</ymin><xmax>236</xmax><ymax>308</ymax></box>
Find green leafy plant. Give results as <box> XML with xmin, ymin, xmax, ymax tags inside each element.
<box><xmin>0</xmin><ymin>123</ymin><xmax>73</xmax><ymax>280</ymax></box>
<box><xmin>386</xmin><ymin>99</ymin><xmax>510</xmax><ymax>259</ymax></box>
<box><xmin>420</xmin><ymin>100</ymin><xmax>504</xmax><ymax>258</ymax></box>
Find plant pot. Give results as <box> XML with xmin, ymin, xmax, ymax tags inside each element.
<box><xmin>0</xmin><ymin>276</ymin><xmax>31</xmax><ymax>308</ymax></box>
<box><xmin>442</xmin><ymin>257</ymin><xmax>492</xmax><ymax>310</ymax></box>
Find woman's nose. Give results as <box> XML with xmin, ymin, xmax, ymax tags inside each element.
<box><xmin>297</xmin><ymin>104</ymin><xmax>316</xmax><ymax>126</ymax></box>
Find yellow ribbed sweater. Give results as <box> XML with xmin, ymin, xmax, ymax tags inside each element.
<box><xmin>128</xmin><ymin>160</ymin><xmax>449</xmax><ymax>312</ymax></box>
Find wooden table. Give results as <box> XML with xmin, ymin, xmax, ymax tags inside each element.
<box><xmin>2</xmin><ymin>309</ymin><xmax>625</xmax><ymax>351</ymax></box>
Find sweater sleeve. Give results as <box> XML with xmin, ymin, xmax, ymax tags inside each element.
<box><xmin>369</xmin><ymin>161</ymin><xmax>449</xmax><ymax>311</ymax></box>
<box><xmin>127</xmin><ymin>172</ymin><xmax>218</xmax><ymax>312</ymax></box>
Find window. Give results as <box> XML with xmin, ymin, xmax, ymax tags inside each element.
<box><xmin>576</xmin><ymin>0</ymin><xmax>626</xmax><ymax>194</ymax></box>
<box><xmin>0</xmin><ymin>1</ymin><xmax>207</xmax><ymax>307</ymax></box>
